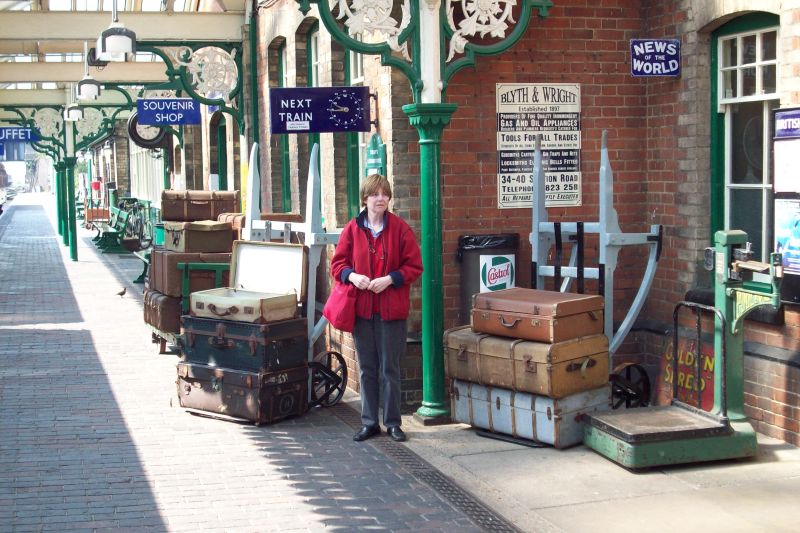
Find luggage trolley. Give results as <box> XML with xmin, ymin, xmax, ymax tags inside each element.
<box><xmin>242</xmin><ymin>143</ymin><xmax>348</xmax><ymax>411</ymax></box>
<box><xmin>529</xmin><ymin>131</ymin><xmax>663</xmax><ymax>406</ymax></box>
<box><xmin>175</xmin><ymin>144</ymin><xmax>347</xmax><ymax>424</ymax></box>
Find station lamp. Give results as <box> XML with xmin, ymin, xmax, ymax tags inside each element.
<box><xmin>64</xmin><ymin>103</ymin><xmax>84</xmax><ymax>122</ymax></box>
<box><xmin>76</xmin><ymin>42</ymin><xmax>102</xmax><ymax>101</ymax></box>
<box><xmin>96</xmin><ymin>0</ymin><xmax>136</xmax><ymax>62</ymax></box>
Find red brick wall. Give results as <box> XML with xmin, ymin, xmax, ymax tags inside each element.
<box><xmin>441</xmin><ymin>1</ymin><xmax>648</xmax><ymax>334</ymax></box>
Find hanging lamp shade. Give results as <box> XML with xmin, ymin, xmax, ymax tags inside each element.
<box><xmin>76</xmin><ymin>76</ymin><xmax>102</xmax><ymax>100</ymax></box>
<box><xmin>64</xmin><ymin>104</ymin><xmax>84</xmax><ymax>122</ymax></box>
<box><xmin>96</xmin><ymin>22</ymin><xmax>136</xmax><ymax>62</ymax></box>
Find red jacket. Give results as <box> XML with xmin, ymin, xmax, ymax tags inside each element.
<box><xmin>331</xmin><ymin>210</ymin><xmax>423</xmax><ymax>321</ymax></box>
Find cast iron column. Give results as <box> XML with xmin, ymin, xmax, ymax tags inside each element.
<box><xmin>64</xmin><ymin>156</ymin><xmax>78</xmax><ymax>261</ymax></box>
<box><xmin>403</xmin><ymin>103</ymin><xmax>457</xmax><ymax>420</ymax></box>
<box><xmin>54</xmin><ymin>161</ymin><xmax>66</xmax><ymax>242</ymax></box>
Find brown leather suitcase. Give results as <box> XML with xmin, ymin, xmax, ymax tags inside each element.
<box><xmin>163</xmin><ymin>220</ymin><xmax>233</xmax><ymax>253</ymax></box>
<box><xmin>176</xmin><ymin>362</ymin><xmax>308</xmax><ymax>425</ymax></box>
<box><xmin>150</xmin><ymin>248</ymin><xmax>231</xmax><ymax>298</ymax></box>
<box><xmin>471</xmin><ymin>288</ymin><xmax>603</xmax><ymax>343</ymax></box>
<box><xmin>144</xmin><ymin>288</ymin><xmax>182</xmax><ymax>333</ymax></box>
<box><xmin>161</xmin><ymin>190</ymin><xmax>240</xmax><ymax>222</ymax></box>
<box><xmin>217</xmin><ymin>212</ymin><xmax>246</xmax><ymax>240</ymax></box>
<box><xmin>444</xmin><ymin>326</ymin><xmax>609</xmax><ymax>398</ymax></box>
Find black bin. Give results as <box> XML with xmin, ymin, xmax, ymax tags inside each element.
<box><xmin>456</xmin><ymin>233</ymin><xmax>519</xmax><ymax>325</ymax></box>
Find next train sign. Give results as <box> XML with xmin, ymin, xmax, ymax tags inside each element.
<box><xmin>630</xmin><ymin>39</ymin><xmax>681</xmax><ymax>77</ymax></box>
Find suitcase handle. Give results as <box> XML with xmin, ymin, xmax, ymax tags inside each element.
<box><xmin>497</xmin><ymin>315</ymin><xmax>521</xmax><ymax>328</ymax></box>
<box><xmin>208</xmin><ymin>303</ymin><xmax>239</xmax><ymax>317</ymax></box>
<box><xmin>566</xmin><ymin>357</ymin><xmax>596</xmax><ymax>377</ymax></box>
<box><xmin>209</xmin><ymin>336</ymin><xmax>235</xmax><ymax>350</ymax></box>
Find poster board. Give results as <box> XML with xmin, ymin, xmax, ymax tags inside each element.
<box><xmin>773</xmin><ymin>107</ymin><xmax>800</xmax><ymax>302</ymax></box>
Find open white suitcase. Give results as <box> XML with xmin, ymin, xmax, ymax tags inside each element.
<box><xmin>190</xmin><ymin>241</ymin><xmax>307</xmax><ymax>323</ymax></box>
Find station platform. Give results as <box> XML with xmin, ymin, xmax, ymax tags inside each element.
<box><xmin>2</xmin><ymin>193</ymin><xmax>800</xmax><ymax>533</ymax></box>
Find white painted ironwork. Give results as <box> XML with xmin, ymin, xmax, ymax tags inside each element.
<box><xmin>445</xmin><ymin>0</ymin><xmax>517</xmax><ymax>61</ymax></box>
<box><xmin>331</xmin><ymin>0</ymin><xmax>412</xmax><ymax>60</ymax></box>
<box><xmin>172</xmin><ymin>45</ymin><xmax>239</xmax><ymax>101</ymax></box>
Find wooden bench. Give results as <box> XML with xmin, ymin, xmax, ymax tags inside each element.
<box><xmin>95</xmin><ymin>206</ymin><xmax>131</xmax><ymax>254</ymax></box>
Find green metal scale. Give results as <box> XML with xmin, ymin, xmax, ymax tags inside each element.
<box><xmin>583</xmin><ymin>230</ymin><xmax>783</xmax><ymax>469</ymax></box>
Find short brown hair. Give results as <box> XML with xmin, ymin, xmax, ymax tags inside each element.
<box><xmin>360</xmin><ymin>174</ymin><xmax>393</xmax><ymax>207</ymax></box>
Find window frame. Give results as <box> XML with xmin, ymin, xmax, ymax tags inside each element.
<box><xmin>710</xmin><ymin>13</ymin><xmax>780</xmax><ymax>260</ymax></box>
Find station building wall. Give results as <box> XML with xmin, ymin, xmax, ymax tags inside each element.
<box><xmin>253</xmin><ymin>0</ymin><xmax>800</xmax><ymax>442</ymax></box>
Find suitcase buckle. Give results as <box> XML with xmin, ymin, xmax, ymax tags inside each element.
<box><xmin>457</xmin><ymin>344</ymin><xmax>468</xmax><ymax>361</ymax></box>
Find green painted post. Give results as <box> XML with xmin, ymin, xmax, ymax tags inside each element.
<box><xmin>404</xmin><ymin>103</ymin><xmax>458</xmax><ymax>420</ymax></box>
<box><xmin>65</xmin><ymin>156</ymin><xmax>78</xmax><ymax>261</ymax></box>
<box><xmin>54</xmin><ymin>162</ymin><xmax>64</xmax><ymax>237</ymax></box>
<box><xmin>713</xmin><ymin>230</ymin><xmax>748</xmax><ymax>422</ymax></box>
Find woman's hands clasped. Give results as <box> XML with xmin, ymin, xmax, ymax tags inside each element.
<box><xmin>348</xmin><ymin>272</ymin><xmax>392</xmax><ymax>294</ymax></box>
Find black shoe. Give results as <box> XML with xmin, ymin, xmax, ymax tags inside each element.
<box><xmin>387</xmin><ymin>426</ymin><xmax>407</xmax><ymax>442</ymax></box>
<box><xmin>353</xmin><ymin>425</ymin><xmax>380</xmax><ymax>442</ymax></box>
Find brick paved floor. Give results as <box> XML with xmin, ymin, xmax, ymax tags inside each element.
<box><xmin>0</xmin><ymin>195</ymin><xmax>485</xmax><ymax>533</ymax></box>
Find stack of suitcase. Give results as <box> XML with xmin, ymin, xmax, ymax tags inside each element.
<box><xmin>447</xmin><ymin>287</ymin><xmax>612</xmax><ymax>448</ymax></box>
<box><xmin>176</xmin><ymin>240</ymin><xmax>311</xmax><ymax>425</ymax></box>
<box><xmin>143</xmin><ymin>190</ymin><xmax>239</xmax><ymax>336</ymax></box>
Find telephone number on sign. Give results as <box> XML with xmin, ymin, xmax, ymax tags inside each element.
<box><xmin>545</xmin><ymin>183</ymin><xmax>579</xmax><ymax>192</ymax></box>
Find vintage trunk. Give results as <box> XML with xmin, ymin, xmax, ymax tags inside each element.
<box><xmin>471</xmin><ymin>288</ymin><xmax>603</xmax><ymax>343</ymax></box>
<box><xmin>150</xmin><ymin>248</ymin><xmax>231</xmax><ymax>298</ymax></box>
<box><xmin>181</xmin><ymin>315</ymin><xmax>307</xmax><ymax>372</ymax></box>
<box><xmin>444</xmin><ymin>326</ymin><xmax>609</xmax><ymax>398</ymax></box>
<box><xmin>144</xmin><ymin>288</ymin><xmax>181</xmax><ymax>333</ymax></box>
<box><xmin>217</xmin><ymin>212</ymin><xmax>246</xmax><ymax>241</ymax></box>
<box><xmin>451</xmin><ymin>380</ymin><xmax>611</xmax><ymax>448</ymax></box>
<box><xmin>163</xmin><ymin>220</ymin><xmax>233</xmax><ymax>253</ymax></box>
<box><xmin>161</xmin><ymin>190</ymin><xmax>240</xmax><ymax>222</ymax></box>
<box><xmin>176</xmin><ymin>362</ymin><xmax>308</xmax><ymax>425</ymax></box>
<box><xmin>191</xmin><ymin>242</ymin><xmax>307</xmax><ymax>323</ymax></box>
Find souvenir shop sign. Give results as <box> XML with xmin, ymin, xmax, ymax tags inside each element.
<box><xmin>269</xmin><ymin>86</ymin><xmax>371</xmax><ymax>134</ymax></box>
<box><xmin>496</xmin><ymin>83</ymin><xmax>582</xmax><ymax>209</ymax></box>
<box><xmin>137</xmin><ymin>98</ymin><xmax>201</xmax><ymax>126</ymax></box>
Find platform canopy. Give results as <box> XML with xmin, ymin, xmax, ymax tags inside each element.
<box><xmin>0</xmin><ymin>0</ymin><xmax>246</xmax><ymax>101</ymax></box>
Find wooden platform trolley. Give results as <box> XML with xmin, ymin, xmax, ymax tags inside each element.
<box><xmin>174</xmin><ymin>144</ymin><xmax>347</xmax><ymax>424</ymax></box>
<box><xmin>529</xmin><ymin>131</ymin><xmax>663</xmax><ymax>407</ymax></box>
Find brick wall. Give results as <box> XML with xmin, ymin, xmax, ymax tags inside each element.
<box><xmin>441</xmin><ymin>1</ymin><xmax>648</xmax><ymax>338</ymax></box>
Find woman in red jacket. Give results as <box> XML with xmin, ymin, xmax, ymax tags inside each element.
<box><xmin>330</xmin><ymin>174</ymin><xmax>423</xmax><ymax>442</ymax></box>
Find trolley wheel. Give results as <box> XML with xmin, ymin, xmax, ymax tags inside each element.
<box><xmin>310</xmin><ymin>350</ymin><xmax>348</xmax><ymax>407</ymax></box>
<box><xmin>610</xmin><ymin>363</ymin><xmax>651</xmax><ymax>409</ymax></box>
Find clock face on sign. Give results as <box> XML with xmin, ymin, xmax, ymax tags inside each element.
<box><xmin>327</xmin><ymin>89</ymin><xmax>365</xmax><ymax>129</ymax></box>
<box><xmin>127</xmin><ymin>111</ymin><xmax>167</xmax><ymax>149</ymax></box>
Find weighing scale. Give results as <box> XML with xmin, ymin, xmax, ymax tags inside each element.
<box><xmin>583</xmin><ymin>230</ymin><xmax>783</xmax><ymax>468</ymax></box>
